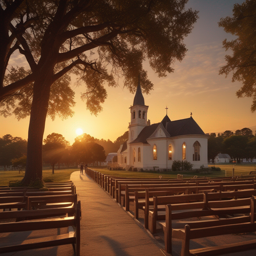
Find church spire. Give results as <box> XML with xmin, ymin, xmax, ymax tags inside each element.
<box><xmin>133</xmin><ymin>75</ymin><xmax>145</xmax><ymax>106</ymax></box>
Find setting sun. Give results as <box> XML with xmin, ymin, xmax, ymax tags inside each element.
<box><xmin>76</xmin><ymin>128</ymin><xmax>83</xmax><ymax>136</ymax></box>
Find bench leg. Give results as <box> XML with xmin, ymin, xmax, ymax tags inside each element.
<box><xmin>165</xmin><ymin>205</ymin><xmax>172</xmax><ymax>254</ymax></box>
<box><xmin>181</xmin><ymin>225</ymin><xmax>190</xmax><ymax>256</ymax></box>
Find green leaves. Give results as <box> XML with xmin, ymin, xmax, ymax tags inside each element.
<box><xmin>219</xmin><ymin>0</ymin><xmax>256</xmax><ymax>112</ymax></box>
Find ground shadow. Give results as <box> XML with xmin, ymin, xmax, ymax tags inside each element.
<box><xmin>100</xmin><ymin>235</ymin><xmax>131</xmax><ymax>256</ymax></box>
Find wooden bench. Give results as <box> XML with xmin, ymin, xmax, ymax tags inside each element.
<box><xmin>26</xmin><ymin>194</ymin><xmax>77</xmax><ymax>210</ymax></box>
<box><xmin>163</xmin><ymin>197</ymin><xmax>253</xmax><ymax>254</ymax></box>
<box><xmin>148</xmin><ymin>189</ymin><xmax>256</xmax><ymax>233</ymax></box>
<box><xmin>167</xmin><ymin>198</ymin><xmax>256</xmax><ymax>255</ymax></box>
<box><xmin>117</xmin><ymin>179</ymin><xmax>256</xmax><ymax>205</ymax></box>
<box><xmin>0</xmin><ymin>201</ymin><xmax>81</xmax><ymax>255</ymax></box>
<box><xmin>0</xmin><ymin>191</ymin><xmax>76</xmax><ymax>212</ymax></box>
<box><xmin>179</xmin><ymin>222</ymin><xmax>256</xmax><ymax>256</ymax></box>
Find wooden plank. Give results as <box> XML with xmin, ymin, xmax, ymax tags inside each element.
<box><xmin>0</xmin><ymin>217</ymin><xmax>75</xmax><ymax>233</ymax></box>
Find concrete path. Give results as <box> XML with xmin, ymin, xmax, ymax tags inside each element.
<box><xmin>75</xmin><ymin>171</ymin><xmax>166</xmax><ymax>256</ymax></box>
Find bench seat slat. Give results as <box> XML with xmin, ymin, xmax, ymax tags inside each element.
<box><xmin>190</xmin><ymin>238</ymin><xmax>256</xmax><ymax>256</ymax></box>
<box><xmin>190</xmin><ymin>222</ymin><xmax>256</xmax><ymax>239</ymax></box>
<box><xmin>0</xmin><ymin>233</ymin><xmax>76</xmax><ymax>254</ymax></box>
<box><xmin>0</xmin><ymin>217</ymin><xmax>75</xmax><ymax>233</ymax></box>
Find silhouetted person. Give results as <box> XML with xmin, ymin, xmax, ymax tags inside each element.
<box><xmin>80</xmin><ymin>164</ymin><xmax>83</xmax><ymax>174</ymax></box>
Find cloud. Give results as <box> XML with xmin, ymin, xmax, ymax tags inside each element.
<box><xmin>153</xmin><ymin>42</ymin><xmax>234</xmax><ymax>98</ymax></box>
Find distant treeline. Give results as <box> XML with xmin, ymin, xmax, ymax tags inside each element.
<box><xmin>0</xmin><ymin>131</ymin><xmax>128</xmax><ymax>170</ymax></box>
<box><xmin>208</xmin><ymin>128</ymin><xmax>256</xmax><ymax>163</ymax></box>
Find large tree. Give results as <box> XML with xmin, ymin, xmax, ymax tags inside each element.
<box><xmin>43</xmin><ymin>133</ymin><xmax>69</xmax><ymax>174</ymax></box>
<box><xmin>0</xmin><ymin>134</ymin><xmax>27</xmax><ymax>168</ymax></box>
<box><xmin>0</xmin><ymin>0</ymin><xmax>198</xmax><ymax>185</ymax></box>
<box><xmin>223</xmin><ymin>135</ymin><xmax>248</xmax><ymax>163</ymax></box>
<box><xmin>219</xmin><ymin>0</ymin><xmax>256</xmax><ymax>112</ymax></box>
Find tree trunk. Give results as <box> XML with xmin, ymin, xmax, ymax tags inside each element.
<box><xmin>52</xmin><ymin>164</ymin><xmax>55</xmax><ymax>174</ymax></box>
<box><xmin>21</xmin><ymin>78</ymin><xmax>51</xmax><ymax>186</ymax></box>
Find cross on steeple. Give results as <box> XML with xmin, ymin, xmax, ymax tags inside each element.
<box><xmin>165</xmin><ymin>106</ymin><xmax>168</xmax><ymax>115</ymax></box>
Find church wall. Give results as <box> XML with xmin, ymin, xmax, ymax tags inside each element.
<box><xmin>172</xmin><ymin>136</ymin><xmax>208</xmax><ymax>169</ymax></box>
<box><xmin>129</xmin><ymin>136</ymin><xmax>208</xmax><ymax>170</ymax></box>
<box><xmin>142</xmin><ymin>139</ymin><xmax>169</xmax><ymax>170</ymax></box>
<box><xmin>130</xmin><ymin>144</ymin><xmax>144</xmax><ymax>169</ymax></box>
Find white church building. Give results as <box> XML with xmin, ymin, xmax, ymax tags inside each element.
<box><xmin>117</xmin><ymin>82</ymin><xmax>209</xmax><ymax>171</ymax></box>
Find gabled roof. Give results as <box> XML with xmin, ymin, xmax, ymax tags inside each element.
<box><xmin>121</xmin><ymin>141</ymin><xmax>127</xmax><ymax>153</ymax></box>
<box><xmin>161</xmin><ymin>115</ymin><xmax>171</xmax><ymax>127</ymax></box>
<box><xmin>105</xmin><ymin>153</ymin><xmax>117</xmax><ymax>162</ymax></box>
<box><xmin>133</xmin><ymin>80</ymin><xmax>145</xmax><ymax>106</ymax></box>
<box><xmin>148</xmin><ymin>122</ymin><xmax>170</xmax><ymax>139</ymax></box>
<box><xmin>166</xmin><ymin>117</ymin><xmax>205</xmax><ymax>137</ymax></box>
<box><xmin>215</xmin><ymin>153</ymin><xmax>231</xmax><ymax>159</ymax></box>
<box><xmin>130</xmin><ymin>117</ymin><xmax>205</xmax><ymax>145</ymax></box>
<box><xmin>130</xmin><ymin>123</ymin><xmax>159</xmax><ymax>144</ymax></box>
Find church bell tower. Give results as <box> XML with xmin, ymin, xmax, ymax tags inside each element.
<box><xmin>128</xmin><ymin>77</ymin><xmax>148</xmax><ymax>144</ymax></box>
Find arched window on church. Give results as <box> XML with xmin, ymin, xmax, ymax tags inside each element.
<box><xmin>124</xmin><ymin>157</ymin><xmax>127</xmax><ymax>164</ymax></box>
<box><xmin>153</xmin><ymin>145</ymin><xmax>157</xmax><ymax>160</ymax></box>
<box><xmin>139</xmin><ymin>110</ymin><xmax>141</xmax><ymax>118</ymax></box>
<box><xmin>168</xmin><ymin>144</ymin><xmax>172</xmax><ymax>160</ymax></box>
<box><xmin>182</xmin><ymin>143</ymin><xmax>186</xmax><ymax>160</ymax></box>
<box><xmin>133</xmin><ymin>111</ymin><xmax>135</xmax><ymax>119</ymax></box>
<box><xmin>133</xmin><ymin>148</ymin><xmax>136</xmax><ymax>162</ymax></box>
<box><xmin>138</xmin><ymin>148</ymin><xmax>141</xmax><ymax>162</ymax></box>
<box><xmin>143</xmin><ymin>111</ymin><xmax>145</xmax><ymax>119</ymax></box>
<box><xmin>193</xmin><ymin>141</ymin><xmax>201</xmax><ymax>161</ymax></box>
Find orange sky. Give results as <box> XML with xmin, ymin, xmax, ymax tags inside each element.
<box><xmin>1</xmin><ymin>0</ymin><xmax>255</xmax><ymax>145</ymax></box>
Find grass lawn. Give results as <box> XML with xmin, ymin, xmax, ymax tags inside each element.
<box><xmin>0</xmin><ymin>168</ymin><xmax>78</xmax><ymax>187</ymax></box>
<box><xmin>91</xmin><ymin>163</ymin><xmax>256</xmax><ymax>179</ymax></box>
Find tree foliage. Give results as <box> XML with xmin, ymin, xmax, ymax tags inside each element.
<box><xmin>223</xmin><ymin>135</ymin><xmax>248</xmax><ymax>163</ymax></box>
<box><xmin>43</xmin><ymin>133</ymin><xmax>69</xmax><ymax>174</ymax></box>
<box><xmin>0</xmin><ymin>134</ymin><xmax>27</xmax><ymax>167</ymax></box>
<box><xmin>219</xmin><ymin>0</ymin><xmax>256</xmax><ymax>112</ymax></box>
<box><xmin>0</xmin><ymin>0</ymin><xmax>198</xmax><ymax>184</ymax></box>
<box><xmin>72</xmin><ymin>140</ymin><xmax>105</xmax><ymax>164</ymax></box>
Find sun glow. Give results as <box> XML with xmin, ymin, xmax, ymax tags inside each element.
<box><xmin>76</xmin><ymin>128</ymin><xmax>83</xmax><ymax>136</ymax></box>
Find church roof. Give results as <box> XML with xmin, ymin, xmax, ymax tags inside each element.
<box><xmin>130</xmin><ymin>117</ymin><xmax>205</xmax><ymax>144</ymax></box>
<box><xmin>130</xmin><ymin>123</ymin><xmax>159</xmax><ymax>144</ymax></box>
<box><xmin>166</xmin><ymin>117</ymin><xmax>205</xmax><ymax>136</ymax></box>
<box><xmin>133</xmin><ymin>79</ymin><xmax>145</xmax><ymax>106</ymax></box>
<box><xmin>161</xmin><ymin>115</ymin><xmax>171</xmax><ymax>127</ymax></box>
<box><xmin>121</xmin><ymin>141</ymin><xmax>127</xmax><ymax>153</ymax></box>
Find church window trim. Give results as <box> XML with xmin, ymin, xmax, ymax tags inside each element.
<box><xmin>193</xmin><ymin>141</ymin><xmax>201</xmax><ymax>161</ymax></box>
<box><xmin>168</xmin><ymin>144</ymin><xmax>172</xmax><ymax>160</ymax></box>
<box><xmin>153</xmin><ymin>145</ymin><xmax>157</xmax><ymax>160</ymax></box>
<box><xmin>143</xmin><ymin>111</ymin><xmax>145</xmax><ymax>119</ymax></box>
<box><xmin>139</xmin><ymin>110</ymin><xmax>141</xmax><ymax>118</ymax></box>
<box><xmin>133</xmin><ymin>111</ymin><xmax>135</xmax><ymax>119</ymax></box>
<box><xmin>133</xmin><ymin>148</ymin><xmax>136</xmax><ymax>162</ymax></box>
<box><xmin>182</xmin><ymin>143</ymin><xmax>186</xmax><ymax>160</ymax></box>
<box><xmin>138</xmin><ymin>147</ymin><xmax>141</xmax><ymax>162</ymax></box>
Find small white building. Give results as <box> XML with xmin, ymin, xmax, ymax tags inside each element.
<box><xmin>214</xmin><ymin>153</ymin><xmax>231</xmax><ymax>163</ymax></box>
<box><xmin>117</xmin><ymin>81</ymin><xmax>209</xmax><ymax>171</ymax></box>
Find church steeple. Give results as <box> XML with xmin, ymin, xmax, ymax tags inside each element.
<box><xmin>133</xmin><ymin>75</ymin><xmax>145</xmax><ymax>106</ymax></box>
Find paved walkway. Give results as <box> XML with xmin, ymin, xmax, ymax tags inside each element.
<box><xmin>75</xmin><ymin>171</ymin><xmax>166</xmax><ymax>256</ymax></box>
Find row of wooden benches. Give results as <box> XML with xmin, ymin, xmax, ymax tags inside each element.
<box><xmin>86</xmin><ymin>169</ymin><xmax>256</xmax><ymax>255</ymax></box>
<box><xmin>0</xmin><ymin>181</ymin><xmax>81</xmax><ymax>255</ymax></box>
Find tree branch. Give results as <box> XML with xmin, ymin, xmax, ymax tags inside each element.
<box><xmin>4</xmin><ymin>0</ymin><xmax>24</xmax><ymax>22</ymax></box>
<box><xmin>0</xmin><ymin>73</ymin><xmax>35</xmax><ymax>101</ymax></box>
<box><xmin>10</xmin><ymin>23</ymin><xmax>37</xmax><ymax>72</ymax></box>
<box><xmin>58</xmin><ymin>23</ymin><xmax>109</xmax><ymax>45</ymax></box>
<box><xmin>57</xmin><ymin>29</ymin><xmax>119</xmax><ymax>63</ymax></box>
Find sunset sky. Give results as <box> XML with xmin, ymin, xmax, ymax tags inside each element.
<box><xmin>1</xmin><ymin>0</ymin><xmax>255</xmax><ymax>145</ymax></box>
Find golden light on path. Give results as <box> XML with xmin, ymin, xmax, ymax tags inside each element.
<box><xmin>76</xmin><ymin>128</ymin><xmax>83</xmax><ymax>136</ymax></box>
